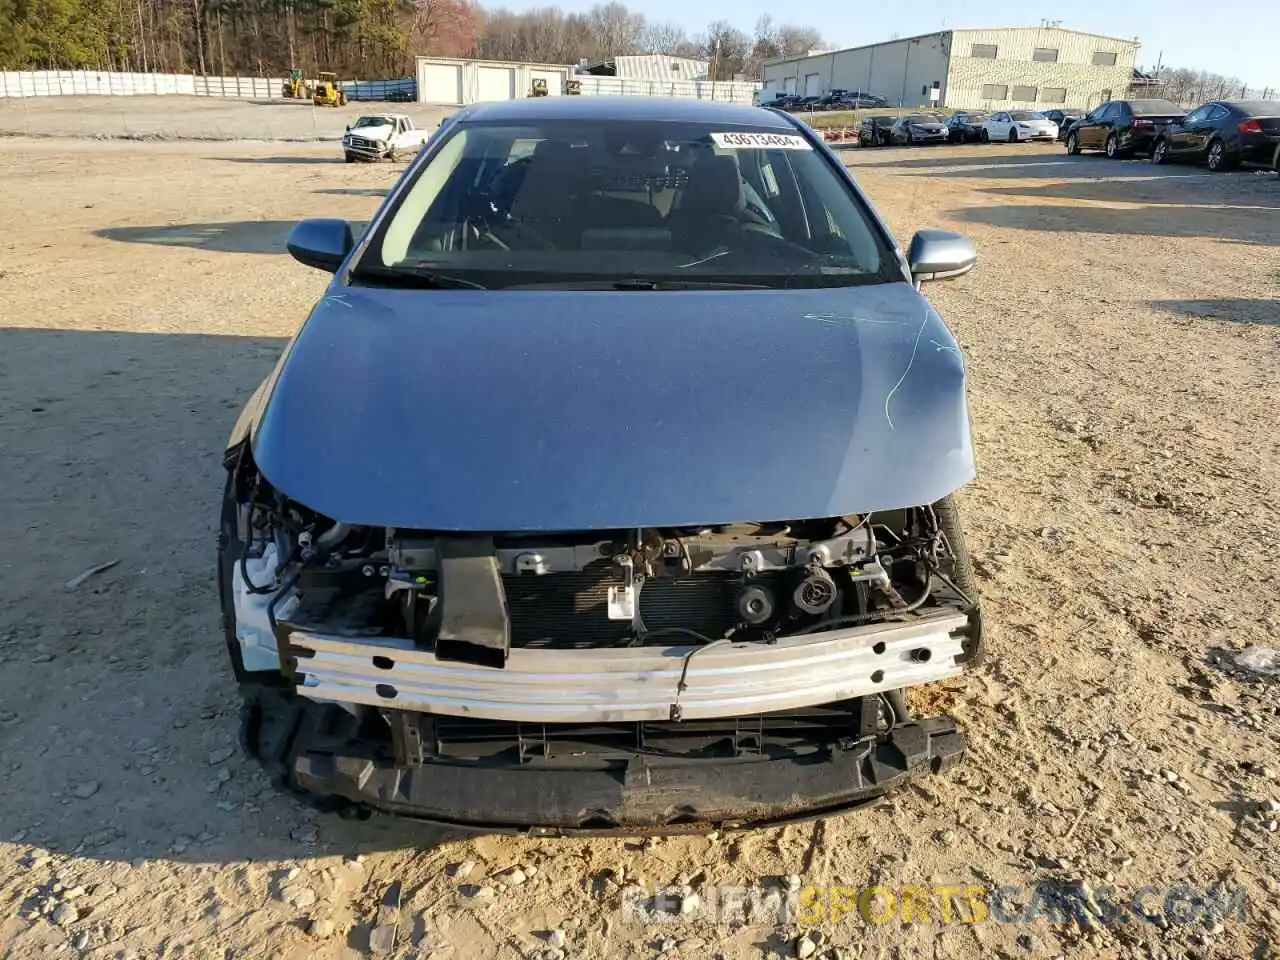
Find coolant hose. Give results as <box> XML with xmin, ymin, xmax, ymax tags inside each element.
<box><xmin>314</xmin><ymin>522</ymin><xmax>351</xmax><ymax>555</ymax></box>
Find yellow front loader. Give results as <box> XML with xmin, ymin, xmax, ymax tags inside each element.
<box><xmin>312</xmin><ymin>72</ymin><xmax>347</xmax><ymax>107</ymax></box>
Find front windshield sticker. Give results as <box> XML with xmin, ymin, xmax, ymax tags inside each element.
<box><xmin>711</xmin><ymin>132</ymin><xmax>812</xmax><ymax>150</ymax></box>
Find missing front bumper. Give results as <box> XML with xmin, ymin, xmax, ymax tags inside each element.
<box><xmin>273</xmin><ymin>698</ymin><xmax>964</xmax><ymax>834</ymax></box>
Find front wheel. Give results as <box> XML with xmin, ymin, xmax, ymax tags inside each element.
<box><xmin>1206</xmin><ymin>139</ymin><xmax>1234</xmax><ymax>171</ymax></box>
<box><xmin>932</xmin><ymin>495</ymin><xmax>983</xmax><ymax>666</ymax></box>
<box><xmin>1008</xmin><ymin>128</ymin><xmax>1019</xmax><ymax>143</ymax></box>
<box><xmin>1152</xmin><ymin>139</ymin><xmax>1169</xmax><ymax>165</ymax></box>
<box><xmin>1066</xmin><ymin>131</ymin><xmax>1080</xmax><ymax>155</ymax></box>
<box><xmin>980</xmin><ymin>128</ymin><xmax>990</xmax><ymax>143</ymax></box>
<box><xmin>1105</xmin><ymin>133</ymin><xmax>1122</xmax><ymax>158</ymax></box>
<box><xmin>344</xmin><ymin>151</ymin><xmax>356</xmax><ymax>163</ymax></box>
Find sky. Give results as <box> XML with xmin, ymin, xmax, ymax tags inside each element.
<box><xmin>504</xmin><ymin>0</ymin><xmax>1280</xmax><ymax>94</ymax></box>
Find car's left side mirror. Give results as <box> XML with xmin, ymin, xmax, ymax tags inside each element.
<box><xmin>286</xmin><ymin>218</ymin><xmax>354</xmax><ymax>273</ymax></box>
<box><xmin>907</xmin><ymin>229</ymin><xmax>977</xmax><ymax>289</ymax></box>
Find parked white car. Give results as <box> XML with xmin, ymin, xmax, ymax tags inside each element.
<box><xmin>342</xmin><ymin>114</ymin><xmax>431</xmax><ymax>162</ymax></box>
<box><xmin>981</xmin><ymin>110</ymin><xmax>1058</xmax><ymax>143</ymax></box>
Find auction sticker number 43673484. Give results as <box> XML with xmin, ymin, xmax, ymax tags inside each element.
<box><xmin>711</xmin><ymin>132</ymin><xmax>813</xmax><ymax>150</ymax></box>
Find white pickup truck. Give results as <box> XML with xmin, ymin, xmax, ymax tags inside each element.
<box><xmin>342</xmin><ymin>114</ymin><xmax>431</xmax><ymax>162</ymax></box>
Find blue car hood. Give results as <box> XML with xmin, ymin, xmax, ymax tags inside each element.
<box><xmin>247</xmin><ymin>284</ymin><xmax>974</xmax><ymax>531</ymax></box>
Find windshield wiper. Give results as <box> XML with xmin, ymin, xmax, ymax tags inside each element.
<box><xmin>350</xmin><ymin>263</ymin><xmax>487</xmax><ymax>290</ymax></box>
<box><xmin>503</xmin><ymin>278</ymin><xmax>769</xmax><ymax>291</ymax></box>
<box><xmin>610</xmin><ymin>278</ymin><xmax>768</xmax><ymax>291</ymax></box>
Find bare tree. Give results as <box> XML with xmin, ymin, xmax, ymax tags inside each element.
<box><xmin>586</xmin><ymin>1</ymin><xmax>645</xmax><ymax>58</ymax></box>
<box><xmin>775</xmin><ymin>24</ymin><xmax>822</xmax><ymax>58</ymax></box>
<box><xmin>641</xmin><ymin>19</ymin><xmax>687</xmax><ymax>55</ymax></box>
<box><xmin>701</xmin><ymin>19</ymin><xmax>749</xmax><ymax>80</ymax></box>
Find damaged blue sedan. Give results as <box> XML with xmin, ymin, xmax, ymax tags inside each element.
<box><xmin>218</xmin><ymin>96</ymin><xmax>984</xmax><ymax>833</ymax></box>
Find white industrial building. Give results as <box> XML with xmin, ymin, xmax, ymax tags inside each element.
<box><xmin>415</xmin><ymin>55</ymin><xmax>759</xmax><ymax>106</ymax></box>
<box><xmin>581</xmin><ymin>54</ymin><xmax>710</xmax><ymax>81</ymax></box>
<box><xmin>416</xmin><ymin>57</ymin><xmax>573</xmax><ymax>104</ymax></box>
<box><xmin>761</xmin><ymin>26</ymin><xmax>1140</xmax><ymax>111</ymax></box>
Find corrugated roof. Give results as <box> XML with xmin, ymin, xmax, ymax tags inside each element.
<box><xmin>610</xmin><ymin>55</ymin><xmax>710</xmax><ymax>81</ymax></box>
<box><xmin>764</xmin><ymin>25</ymin><xmax>1140</xmax><ymax>66</ymax></box>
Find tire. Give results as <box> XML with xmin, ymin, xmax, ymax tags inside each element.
<box><xmin>1152</xmin><ymin>138</ymin><xmax>1169</xmax><ymax>165</ymax></box>
<box><xmin>980</xmin><ymin>128</ymin><xmax>990</xmax><ymax>143</ymax></box>
<box><xmin>387</xmin><ymin>147</ymin><xmax>398</xmax><ymax>163</ymax></box>
<box><xmin>932</xmin><ymin>495</ymin><xmax>984</xmax><ymax>666</ymax></box>
<box><xmin>1206</xmin><ymin>139</ymin><xmax>1234</xmax><ymax>171</ymax></box>
<box><xmin>1008</xmin><ymin>128</ymin><xmax>1018</xmax><ymax>143</ymax></box>
<box><xmin>1105</xmin><ymin>133</ymin><xmax>1123</xmax><ymax>159</ymax></box>
<box><xmin>1066</xmin><ymin>131</ymin><xmax>1080</xmax><ymax>155</ymax></box>
<box><xmin>344</xmin><ymin>152</ymin><xmax>356</xmax><ymax>163</ymax></box>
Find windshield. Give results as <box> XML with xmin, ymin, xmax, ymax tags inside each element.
<box><xmin>353</xmin><ymin>116</ymin><xmax>392</xmax><ymax>128</ymax></box>
<box><xmin>355</xmin><ymin>118</ymin><xmax>895</xmax><ymax>290</ymax></box>
<box><xmin>906</xmin><ymin>114</ymin><xmax>941</xmax><ymax>124</ymax></box>
<box><xmin>1009</xmin><ymin>111</ymin><xmax>1038</xmax><ymax>121</ymax></box>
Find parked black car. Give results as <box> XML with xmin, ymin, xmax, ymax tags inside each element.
<box><xmin>856</xmin><ymin>115</ymin><xmax>896</xmax><ymax>146</ymax></box>
<box><xmin>1065</xmin><ymin>99</ymin><xmax>1186</xmax><ymax>158</ymax></box>
<box><xmin>1040</xmin><ymin>108</ymin><xmax>1083</xmax><ymax>141</ymax></box>
<box><xmin>842</xmin><ymin>90</ymin><xmax>888</xmax><ymax>108</ymax></box>
<box><xmin>763</xmin><ymin>94</ymin><xmax>800</xmax><ymax>111</ymax></box>
<box><xmin>890</xmin><ymin>113</ymin><xmax>948</xmax><ymax>145</ymax></box>
<box><xmin>1152</xmin><ymin>100</ymin><xmax>1280</xmax><ymax>171</ymax></box>
<box><xmin>946</xmin><ymin>112</ymin><xmax>988</xmax><ymax>143</ymax></box>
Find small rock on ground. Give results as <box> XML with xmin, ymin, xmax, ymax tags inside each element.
<box><xmin>207</xmin><ymin>746</ymin><xmax>235</xmax><ymax>765</ymax></box>
<box><xmin>541</xmin><ymin>929</ymin><xmax>566</xmax><ymax>948</ymax></box>
<box><xmin>307</xmin><ymin>917</ymin><xmax>336</xmax><ymax>938</ymax></box>
<box><xmin>280</xmin><ymin>884</ymin><xmax>317</xmax><ymax>909</ymax></box>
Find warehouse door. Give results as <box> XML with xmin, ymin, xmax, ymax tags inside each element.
<box><xmin>530</xmin><ymin>69</ymin><xmax>563</xmax><ymax>96</ymax></box>
<box><xmin>804</xmin><ymin>73</ymin><xmax>821</xmax><ymax>96</ymax></box>
<box><xmin>419</xmin><ymin>62</ymin><xmax>462</xmax><ymax>104</ymax></box>
<box><xmin>477</xmin><ymin>66</ymin><xmax>516</xmax><ymax>101</ymax></box>
<box><xmin>783</xmin><ymin>77</ymin><xmax>797</xmax><ymax>94</ymax></box>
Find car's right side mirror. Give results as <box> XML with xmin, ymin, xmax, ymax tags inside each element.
<box><xmin>907</xmin><ymin>229</ymin><xmax>977</xmax><ymax>289</ymax></box>
<box><xmin>286</xmin><ymin>218</ymin><xmax>354</xmax><ymax>273</ymax></box>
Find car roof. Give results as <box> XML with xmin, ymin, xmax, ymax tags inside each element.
<box><xmin>1219</xmin><ymin>100</ymin><xmax>1280</xmax><ymax>115</ymax></box>
<box><xmin>461</xmin><ymin>96</ymin><xmax>796</xmax><ymax>129</ymax></box>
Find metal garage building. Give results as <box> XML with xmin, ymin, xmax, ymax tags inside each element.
<box><xmin>415</xmin><ymin>57</ymin><xmax>572</xmax><ymax>105</ymax></box>
<box><xmin>761</xmin><ymin>26</ymin><xmax>1139</xmax><ymax>111</ymax></box>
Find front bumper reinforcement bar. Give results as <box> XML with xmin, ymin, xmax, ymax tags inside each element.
<box><xmin>282</xmin><ymin>612</ymin><xmax>969</xmax><ymax>724</ymax></box>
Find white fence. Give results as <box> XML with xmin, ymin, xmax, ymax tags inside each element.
<box><xmin>0</xmin><ymin>68</ymin><xmax>760</xmax><ymax>105</ymax></box>
<box><xmin>0</xmin><ymin>70</ymin><xmax>415</xmax><ymax>101</ymax></box>
<box><xmin>575</xmin><ymin>75</ymin><xmax>762</xmax><ymax>105</ymax></box>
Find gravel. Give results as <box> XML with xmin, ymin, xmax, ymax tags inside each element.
<box><xmin>0</xmin><ymin>129</ymin><xmax>1277</xmax><ymax>960</ymax></box>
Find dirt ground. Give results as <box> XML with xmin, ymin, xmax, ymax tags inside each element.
<box><xmin>1</xmin><ymin>126</ymin><xmax>1278</xmax><ymax>960</ymax></box>
<box><xmin>0</xmin><ymin>95</ymin><xmax>454</xmax><ymax>141</ymax></box>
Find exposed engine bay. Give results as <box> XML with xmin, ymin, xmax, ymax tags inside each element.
<box><xmin>220</xmin><ymin>449</ymin><xmax>981</xmax><ymax>832</ymax></box>
<box><xmin>228</xmin><ymin>459</ymin><xmax>977</xmax><ymax>667</ymax></box>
